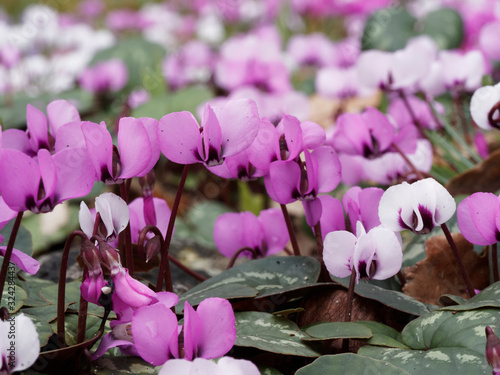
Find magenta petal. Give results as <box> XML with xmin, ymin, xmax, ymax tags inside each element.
<box><xmin>26</xmin><ymin>104</ymin><xmax>49</xmax><ymax>151</ymax></box>
<box><xmin>80</xmin><ymin>272</ymin><xmax>106</xmax><ymax>305</ymax></box>
<box><xmin>156</xmin><ymin>291</ymin><xmax>179</xmax><ymax>309</ymax></box>
<box><xmin>218</xmin><ymin>98</ymin><xmax>260</xmax><ymax>158</ymax></box>
<box><xmin>82</xmin><ymin>121</ymin><xmax>113</xmax><ymax>181</ymax></box>
<box><xmin>301</xmin><ymin>121</ymin><xmax>326</xmax><ymax>150</ymax></box>
<box><xmin>313</xmin><ymin>146</ymin><xmax>341</xmax><ymax>194</ymax></box>
<box><xmin>0</xmin><ymin>247</ymin><xmax>39</xmax><ymax>275</ymax></box>
<box><xmin>54</xmin><ymin>122</ymin><xmax>86</xmax><ymax>153</ymax></box>
<box><xmin>264</xmin><ymin>160</ymin><xmax>301</xmax><ymax>204</ymax></box>
<box><xmin>46</xmin><ymin>100</ymin><xmax>81</xmax><ymax>135</ymax></box>
<box><xmin>37</xmin><ymin>149</ymin><xmax>57</xmax><ymax>204</ymax></box>
<box><xmin>246</xmin><ymin>119</ymin><xmax>278</xmax><ymax>170</ymax></box>
<box><xmin>457</xmin><ymin>193</ymin><xmax>499</xmax><ymax>246</ymax></box>
<box><xmin>0</xmin><ymin>149</ymin><xmax>40</xmax><ymax>212</ymax></box>
<box><xmin>113</xmin><ymin>268</ymin><xmax>157</xmax><ymax>309</ymax></box>
<box><xmin>196</xmin><ymin>298</ymin><xmax>236</xmax><ymax>359</ymax></box>
<box><xmin>183</xmin><ymin>302</ymin><xmax>201</xmax><ymax>360</ymax></box>
<box><xmin>201</xmin><ymin>105</ymin><xmax>222</xmax><ymax>165</ymax></box>
<box><xmin>317</xmin><ymin>195</ymin><xmax>345</xmax><ymax>240</ymax></box>
<box><xmin>214</xmin><ymin>212</ymin><xmax>261</xmax><ymax>258</ymax></box>
<box><xmin>158</xmin><ymin>111</ymin><xmax>202</xmax><ymax>164</ymax></box>
<box><xmin>138</xmin><ymin>117</ymin><xmax>160</xmax><ymax>173</ymax></box>
<box><xmin>53</xmin><ymin>148</ymin><xmax>95</xmax><ymax>202</ymax></box>
<box><xmin>132</xmin><ymin>303</ymin><xmax>179</xmax><ymax>365</ymax></box>
<box><xmin>91</xmin><ymin>333</ymin><xmax>134</xmax><ymax>360</ymax></box>
<box><xmin>118</xmin><ymin>117</ymin><xmax>152</xmax><ymax>178</ymax></box>
<box><xmin>303</xmin><ymin>198</ymin><xmax>323</xmax><ymax>227</ymax></box>
<box><xmin>258</xmin><ymin>208</ymin><xmax>289</xmax><ymax>256</ymax></box>
<box><xmin>358</xmin><ymin>187</ymin><xmax>384</xmax><ymax>231</ymax></box>
<box><xmin>332</xmin><ymin>113</ymin><xmax>371</xmax><ymax>155</ymax></box>
<box><xmin>2</xmin><ymin>129</ymin><xmax>31</xmax><ymax>154</ymax></box>
<box><xmin>362</xmin><ymin>107</ymin><xmax>395</xmax><ymax>152</ymax></box>
<box><xmin>276</xmin><ymin>115</ymin><xmax>303</xmax><ymax>160</ymax></box>
<box><xmin>0</xmin><ymin>197</ymin><xmax>17</xmax><ymax>229</ymax></box>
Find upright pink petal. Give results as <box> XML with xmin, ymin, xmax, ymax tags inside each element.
<box><xmin>26</xmin><ymin>104</ymin><xmax>49</xmax><ymax>151</ymax></box>
<box><xmin>0</xmin><ymin>197</ymin><xmax>17</xmax><ymax>229</ymax></box>
<box><xmin>362</xmin><ymin>107</ymin><xmax>395</xmax><ymax>152</ymax></box>
<box><xmin>258</xmin><ymin>208</ymin><xmax>289</xmax><ymax>256</ymax></box>
<box><xmin>303</xmin><ymin>198</ymin><xmax>323</xmax><ymax>227</ymax></box>
<box><xmin>300</xmin><ymin>121</ymin><xmax>326</xmax><ymax>150</ymax></box>
<box><xmin>139</xmin><ymin>117</ymin><xmax>160</xmax><ymax>173</ymax></box>
<box><xmin>313</xmin><ymin>146</ymin><xmax>341</xmax><ymax>194</ymax></box>
<box><xmin>82</xmin><ymin>121</ymin><xmax>113</xmax><ymax>181</ymax></box>
<box><xmin>196</xmin><ymin>298</ymin><xmax>236</xmax><ymax>359</ymax></box>
<box><xmin>117</xmin><ymin>117</ymin><xmax>152</xmax><ymax>178</ymax></box>
<box><xmin>276</xmin><ymin>115</ymin><xmax>303</xmax><ymax>160</ymax></box>
<box><xmin>132</xmin><ymin>303</ymin><xmax>179</xmax><ymax>365</ymax></box>
<box><xmin>214</xmin><ymin>212</ymin><xmax>261</xmax><ymax>258</ymax></box>
<box><xmin>457</xmin><ymin>193</ymin><xmax>500</xmax><ymax>246</ymax></box>
<box><xmin>218</xmin><ymin>99</ymin><xmax>260</xmax><ymax>158</ymax></box>
<box><xmin>200</xmin><ymin>105</ymin><xmax>223</xmax><ymax>165</ymax></box>
<box><xmin>53</xmin><ymin>148</ymin><xmax>95</xmax><ymax>202</ymax></box>
<box><xmin>46</xmin><ymin>99</ymin><xmax>81</xmax><ymax>135</ymax></box>
<box><xmin>54</xmin><ymin>122</ymin><xmax>86</xmax><ymax>152</ymax></box>
<box><xmin>183</xmin><ymin>302</ymin><xmax>202</xmax><ymax>360</ymax></box>
<box><xmin>264</xmin><ymin>160</ymin><xmax>301</xmax><ymax>204</ymax></box>
<box><xmin>316</xmin><ymin>195</ymin><xmax>345</xmax><ymax>240</ymax></box>
<box><xmin>332</xmin><ymin>113</ymin><xmax>372</xmax><ymax>156</ymax></box>
<box><xmin>0</xmin><ymin>149</ymin><xmax>40</xmax><ymax>212</ymax></box>
<box><xmin>37</xmin><ymin>149</ymin><xmax>57</xmax><ymax>206</ymax></box>
<box><xmin>245</xmin><ymin>119</ymin><xmax>279</xmax><ymax>170</ymax></box>
<box><xmin>1</xmin><ymin>129</ymin><xmax>31</xmax><ymax>154</ymax></box>
<box><xmin>158</xmin><ymin>111</ymin><xmax>202</xmax><ymax>164</ymax></box>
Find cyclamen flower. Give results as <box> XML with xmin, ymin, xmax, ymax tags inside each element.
<box><xmin>457</xmin><ymin>192</ymin><xmax>500</xmax><ymax>246</ymax></box>
<box><xmin>79</xmin><ymin>58</ymin><xmax>128</xmax><ymax>93</ymax></box>
<box><xmin>378</xmin><ymin>178</ymin><xmax>456</xmax><ymax>234</ymax></box>
<box><xmin>158</xmin><ymin>99</ymin><xmax>260</xmax><ymax>167</ymax></box>
<box><xmin>213</xmin><ymin>209</ymin><xmax>289</xmax><ymax>258</ymax></box>
<box><xmin>343</xmin><ymin>186</ymin><xmax>384</xmax><ymax>232</ymax></box>
<box><xmin>0</xmin><ymin>314</ymin><xmax>40</xmax><ymax>373</ymax></box>
<box><xmin>470</xmin><ymin>82</ymin><xmax>500</xmax><ymax>130</ymax></box>
<box><xmin>132</xmin><ymin>298</ymin><xmax>236</xmax><ymax>365</ymax></box>
<box><xmin>0</xmin><ymin>234</ymin><xmax>39</xmax><ymax>275</ymax></box>
<box><xmin>0</xmin><ymin>148</ymin><xmax>95</xmax><ymax>214</ymax></box>
<box><xmin>128</xmin><ymin>197</ymin><xmax>172</xmax><ymax>243</ymax></box>
<box><xmin>159</xmin><ymin>357</ymin><xmax>260</xmax><ymax>375</ymax></box>
<box><xmin>323</xmin><ymin>222</ymin><xmax>402</xmax><ymax>283</ymax></box>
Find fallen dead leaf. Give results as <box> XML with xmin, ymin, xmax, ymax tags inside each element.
<box><xmin>446</xmin><ymin>149</ymin><xmax>500</xmax><ymax>196</ymax></box>
<box><xmin>403</xmin><ymin>232</ymin><xmax>489</xmax><ymax>305</ymax></box>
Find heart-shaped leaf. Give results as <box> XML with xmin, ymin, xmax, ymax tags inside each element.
<box><xmin>421</xmin><ymin>8</ymin><xmax>463</xmax><ymax>50</ymax></box>
<box><xmin>302</xmin><ymin>322</ymin><xmax>372</xmax><ymax>341</ymax></box>
<box><xmin>356</xmin><ymin>321</ymin><xmax>409</xmax><ymax>349</ymax></box>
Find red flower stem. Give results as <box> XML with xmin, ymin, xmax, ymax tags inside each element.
<box><xmin>492</xmin><ymin>243</ymin><xmax>499</xmax><ymax>283</ymax></box>
<box><xmin>226</xmin><ymin>247</ymin><xmax>258</xmax><ymax>269</ymax></box>
<box><xmin>440</xmin><ymin>223</ymin><xmax>475</xmax><ymax>297</ymax></box>
<box><xmin>425</xmin><ymin>96</ymin><xmax>445</xmax><ymax>129</ymax></box>
<box><xmin>119</xmin><ymin>181</ymin><xmax>134</xmax><ymax>276</ymax></box>
<box><xmin>57</xmin><ymin>230</ymin><xmax>87</xmax><ymax>347</ymax></box>
<box><xmin>76</xmin><ymin>264</ymin><xmax>89</xmax><ymax>345</ymax></box>
<box><xmin>156</xmin><ymin>164</ymin><xmax>190</xmax><ymax>291</ymax></box>
<box><xmin>396</xmin><ymin>270</ymin><xmax>406</xmax><ymax>287</ymax></box>
<box><xmin>342</xmin><ymin>267</ymin><xmax>357</xmax><ymax>352</ymax></box>
<box><xmin>391</xmin><ymin>142</ymin><xmax>425</xmax><ymax>181</ymax></box>
<box><xmin>0</xmin><ymin>212</ymin><xmax>23</xmax><ymax>301</ymax></box>
<box><xmin>280</xmin><ymin>204</ymin><xmax>301</xmax><ymax>256</ymax></box>
<box><xmin>397</xmin><ymin>90</ymin><xmax>429</xmax><ymax>140</ymax></box>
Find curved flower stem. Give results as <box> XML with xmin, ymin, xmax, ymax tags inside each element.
<box><xmin>280</xmin><ymin>204</ymin><xmax>301</xmax><ymax>256</ymax></box>
<box><xmin>342</xmin><ymin>267</ymin><xmax>357</xmax><ymax>352</ymax></box>
<box><xmin>391</xmin><ymin>142</ymin><xmax>425</xmax><ymax>181</ymax></box>
<box><xmin>492</xmin><ymin>243</ymin><xmax>499</xmax><ymax>283</ymax></box>
<box><xmin>57</xmin><ymin>230</ymin><xmax>87</xmax><ymax>347</ymax></box>
<box><xmin>0</xmin><ymin>212</ymin><xmax>23</xmax><ymax>301</ymax></box>
<box><xmin>156</xmin><ymin>164</ymin><xmax>190</xmax><ymax>291</ymax></box>
<box><xmin>167</xmin><ymin>253</ymin><xmax>206</xmax><ymax>282</ymax></box>
<box><xmin>397</xmin><ymin>90</ymin><xmax>428</xmax><ymax>140</ymax></box>
<box><xmin>396</xmin><ymin>270</ymin><xmax>406</xmax><ymax>287</ymax></box>
<box><xmin>313</xmin><ymin>223</ymin><xmax>330</xmax><ymax>282</ymax></box>
<box><xmin>226</xmin><ymin>247</ymin><xmax>258</xmax><ymax>269</ymax></box>
<box><xmin>76</xmin><ymin>264</ymin><xmax>89</xmax><ymax>345</ymax></box>
<box><xmin>119</xmin><ymin>181</ymin><xmax>133</xmax><ymax>276</ymax></box>
<box><xmin>440</xmin><ymin>223</ymin><xmax>475</xmax><ymax>298</ymax></box>
<box><xmin>425</xmin><ymin>96</ymin><xmax>444</xmax><ymax>129</ymax></box>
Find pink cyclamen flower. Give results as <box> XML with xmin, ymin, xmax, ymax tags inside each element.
<box><xmin>0</xmin><ymin>148</ymin><xmax>95</xmax><ymax>213</ymax></box>
<box><xmin>213</xmin><ymin>208</ymin><xmax>289</xmax><ymax>258</ymax></box>
<box><xmin>128</xmin><ymin>196</ymin><xmax>172</xmax><ymax>243</ymax></box>
<box><xmin>323</xmin><ymin>221</ymin><xmax>402</xmax><ymax>283</ymax></box>
<box><xmin>132</xmin><ymin>298</ymin><xmax>236</xmax><ymax>365</ymax></box>
<box><xmin>343</xmin><ymin>186</ymin><xmax>384</xmax><ymax>232</ymax></box>
<box><xmin>0</xmin><ymin>314</ymin><xmax>40</xmax><ymax>373</ymax></box>
<box><xmin>159</xmin><ymin>357</ymin><xmax>260</xmax><ymax>375</ymax></box>
<box><xmin>457</xmin><ymin>192</ymin><xmax>500</xmax><ymax>246</ymax></box>
<box><xmin>79</xmin><ymin>58</ymin><xmax>128</xmax><ymax>93</ymax></box>
<box><xmin>158</xmin><ymin>98</ymin><xmax>260</xmax><ymax>167</ymax></box>
<box><xmin>480</xmin><ymin>21</ymin><xmax>500</xmax><ymax>61</ymax></box>
<box><xmin>378</xmin><ymin>178</ymin><xmax>456</xmax><ymax>234</ymax></box>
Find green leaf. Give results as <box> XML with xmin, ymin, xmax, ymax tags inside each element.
<box><xmin>295</xmin><ymin>354</ymin><xmax>412</xmax><ymax>375</ymax></box>
<box><xmin>361</xmin><ymin>9</ymin><xmax>417</xmax><ymax>51</ymax></box>
<box><xmin>17</xmin><ymin>277</ymin><xmax>55</xmax><ymax>307</ymax></box>
<box><xmin>90</xmin><ymin>37</ymin><xmax>166</xmax><ymax>91</ymax></box>
<box><xmin>177</xmin><ymin>256</ymin><xmax>320</xmax><ymax>313</ymax></box>
<box><xmin>259</xmin><ymin>366</ymin><xmax>283</xmax><ymax>375</ymax></box>
<box><xmin>1</xmin><ymin>285</ymin><xmax>27</xmax><ymax>314</ymax></box>
<box><xmin>421</xmin><ymin>8</ymin><xmax>464</xmax><ymax>50</ymax></box>
<box><xmin>439</xmin><ymin>280</ymin><xmax>500</xmax><ymax>311</ymax></box>
<box><xmin>49</xmin><ymin>314</ymin><xmax>102</xmax><ymax>347</ymax></box>
<box><xmin>0</xmin><ymin>221</ymin><xmax>33</xmax><ymax>258</ymax></box>
<box><xmin>235</xmin><ymin>311</ymin><xmax>321</xmax><ymax>357</ymax></box>
<box><xmin>302</xmin><ymin>322</ymin><xmax>372</xmax><ymax>341</ymax></box>
<box><xmin>356</xmin><ymin>321</ymin><xmax>409</xmax><ymax>349</ymax></box>
<box><xmin>359</xmin><ymin>308</ymin><xmax>500</xmax><ymax>374</ymax></box>
<box><xmin>93</xmin><ymin>356</ymin><xmax>161</xmax><ymax>374</ymax></box>
<box><xmin>332</xmin><ymin>276</ymin><xmax>433</xmax><ymax>316</ymax></box>
<box><xmin>132</xmin><ymin>85</ymin><xmax>213</xmax><ymax>120</ymax></box>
